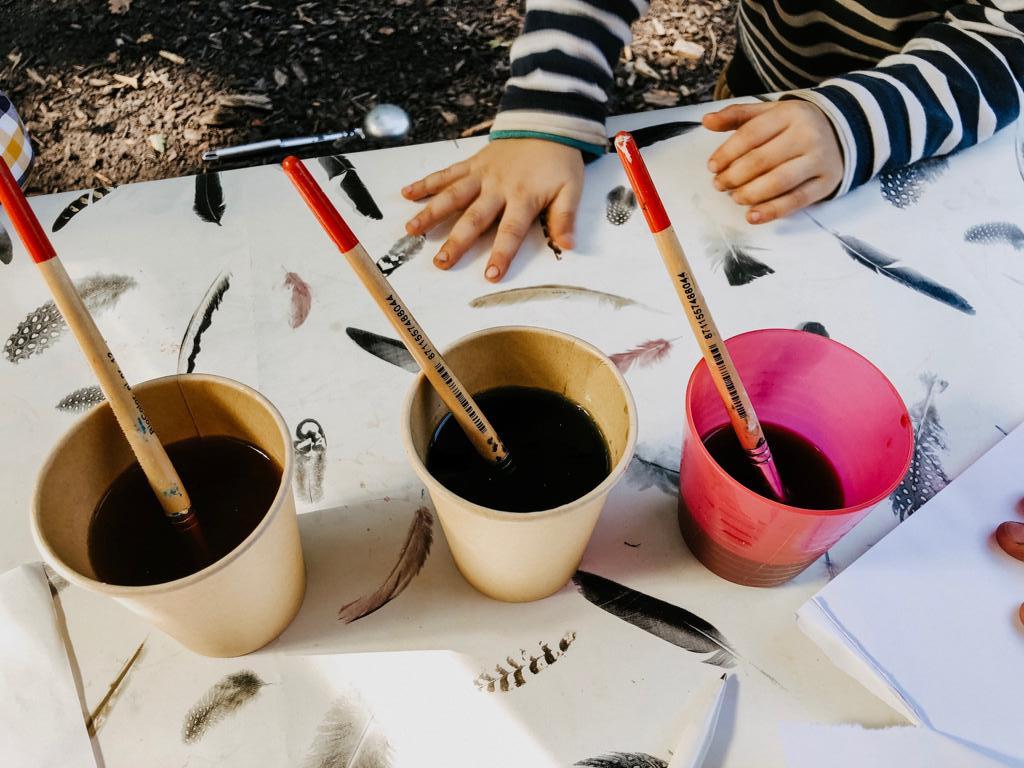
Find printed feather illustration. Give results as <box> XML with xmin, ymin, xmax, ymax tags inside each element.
<box><xmin>613</xmin><ymin>120</ymin><xmax>699</xmax><ymax>150</ymax></box>
<box><xmin>705</xmin><ymin>224</ymin><xmax>774</xmax><ymax>286</ymax></box>
<box><xmin>87</xmin><ymin>640</ymin><xmax>146</xmax><ymax>737</ymax></box>
<box><xmin>575</xmin><ymin>753</ymin><xmax>667</xmax><ymax>768</ymax></box>
<box><xmin>609</xmin><ymin>338</ymin><xmax>674</xmax><ymax>373</ymax></box>
<box><xmin>301</xmin><ymin>695</ymin><xmax>393</xmax><ymax>768</ymax></box>
<box><xmin>376</xmin><ymin>234</ymin><xmax>426</xmax><ymax>276</ymax></box>
<box><xmin>284</xmin><ymin>271</ymin><xmax>313</xmax><ymax>328</ymax></box>
<box><xmin>56</xmin><ymin>385</ymin><xmax>106</xmax><ymax>413</ymax></box>
<box><xmin>606</xmin><ymin>186</ymin><xmax>637</xmax><ymax>226</ymax></box>
<box><xmin>318</xmin><ymin>154</ymin><xmax>383</xmax><ymax>220</ymax></box>
<box><xmin>878</xmin><ymin>156</ymin><xmax>948</xmax><ymax>209</ymax></box>
<box><xmin>891</xmin><ymin>373</ymin><xmax>950</xmax><ymax>522</ymax></box>
<box><xmin>52</xmin><ymin>186</ymin><xmax>114</xmax><ymax>232</ymax></box>
<box><xmin>5</xmin><ymin>273</ymin><xmax>137</xmax><ymax>364</ymax></box>
<box><xmin>182</xmin><ymin>670</ymin><xmax>267</xmax><ymax>744</ymax></box>
<box><xmin>797</xmin><ymin>321</ymin><xmax>829</xmax><ymax>338</ymax></box>
<box><xmin>573</xmin><ymin>570</ymin><xmax>737</xmax><ymax>668</ymax></box>
<box><xmin>469</xmin><ymin>284</ymin><xmax>649</xmax><ymax>311</ymax></box>
<box><xmin>193</xmin><ymin>171</ymin><xmax>225</xmax><ymax>225</ymax></box>
<box><xmin>474</xmin><ymin>631</ymin><xmax>576</xmax><ymax>693</ymax></box>
<box><xmin>345</xmin><ymin>327</ymin><xmax>417</xmax><ymax>372</ymax></box>
<box><xmin>964</xmin><ymin>222</ymin><xmax>1024</xmax><ymax>251</ymax></box>
<box><xmin>178</xmin><ymin>270</ymin><xmax>231</xmax><ymax>374</ymax></box>
<box><xmin>824</xmin><ymin>551</ymin><xmax>838</xmax><ymax>580</ymax></box>
<box><xmin>41</xmin><ymin>562</ymin><xmax>70</xmax><ymax>595</ymax></box>
<box><xmin>0</xmin><ymin>222</ymin><xmax>12</xmax><ymax>264</ymax></box>
<box><xmin>294</xmin><ymin>418</ymin><xmax>327</xmax><ymax>504</ymax></box>
<box><xmin>538</xmin><ymin>209</ymin><xmax>563</xmax><ymax>258</ymax></box>
<box><xmin>808</xmin><ymin>217</ymin><xmax>975</xmax><ymax>315</ymax></box>
<box><xmin>1017</xmin><ymin>121</ymin><xmax>1024</xmax><ymax>185</ymax></box>
<box><xmin>625</xmin><ymin>454</ymin><xmax>679</xmax><ymax>495</ymax></box>
<box><xmin>339</xmin><ymin>507</ymin><xmax>433</xmax><ymax>623</ymax></box>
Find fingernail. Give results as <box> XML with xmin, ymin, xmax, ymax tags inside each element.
<box><xmin>749</xmin><ymin>210</ymin><xmax>763</xmax><ymax>223</ymax></box>
<box><xmin>407</xmin><ymin>217</ymin><xmax>419</xmax><ymax>231</ymax></box>
<box><xmin>435</xmin><ymin>251</ymin><xmax>449</xmax><ymax>264</ymax></box>
<box><xmin>559</xmin><ymin>235</ymin><xmax>574</xmax><ymax>249</ymax></box>
<box><xmin>708</xmin><ymin>160</ymin><xmax>719</xmax><ymax>173</ymax></box>
<box><xmin>485</xmin><ymin>265</ymin><xmax>500</xmax><ymax>280</ymax></box>
<box><xmin>713</xmin><ymin>178</ymin><xmax>724</xmax><ymax>191</ymax></box>
<box><xmin>401</xmin><ymin>185</ymin><xmax>411</xmax><ymax>196</ymax></box>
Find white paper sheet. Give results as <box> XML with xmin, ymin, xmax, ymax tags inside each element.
<box><xmin>0</xmin><ymin>563</ymin><xmax>95</xmax><ymax>768</ymax></box>
<box><xmin>778</xmin><ymin>723</ymin><xmax>1006</xmax><ymax>768</ymax></box>
<box><xmin>798</xmin><ymin>424</ymin><xmax>1024</xmax><ymax>766</ymax></box>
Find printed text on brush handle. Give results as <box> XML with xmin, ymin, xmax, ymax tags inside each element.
<box><xmin>384</xmin><ymin>292</ymin><xmax>505</xmax><ymax>458</ymax></box>
<box><xmin>677</xmin><ymin>270</ymin><xmax>750</xmax><ymax>425</ymax></box>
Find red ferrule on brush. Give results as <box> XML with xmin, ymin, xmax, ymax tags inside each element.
<box><xmin>613</xmin><ymin>131</ymin><xmax>671</xmax><ymax>234</ymax></box>
<box><xmin>0</xmin><ymin>159</ymin><xmax>57</xmax><ymax>263</ymax></box>
<box><xmin>282</xmin><ymin>155</ymin><xmax>360</xmax><ymax>253</ymax></box>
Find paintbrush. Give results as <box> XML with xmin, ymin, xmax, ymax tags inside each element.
<box><xmin>281</xmin><ymin>155</ymin><xmax>511</xmax><ymax>469</ymax></box>
<box><xmin>613</xmin><ymin>131</ymin><xmax>787</xmax><ymax>502</ymax></box>
<box><xmin>0</xmin><ymin>160</ymin><xmax>207</xmax><ymax>547</ymax></box>
<box><xmin>667</xmin><ymin>673</ymin><xmax>729</xmax><ymax>768</ymax></box>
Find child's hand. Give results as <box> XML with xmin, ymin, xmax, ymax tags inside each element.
<box><xmin>402</xmin><ymin>139</ymin><xmax>584</xmax><ymax>282</ymax></box>
<box><xmin>702</xmin><ymin>101</ymin><xmax>843</xmax><ymax>225</ymax></box>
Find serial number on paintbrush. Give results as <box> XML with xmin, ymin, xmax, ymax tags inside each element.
<box><xmin>676</xmin><ymin>272</ymin><xmax>713</xmax><ymax>341</ymax></box>
<box><xmin>384</xmin><ymin>293</ymin><xmax>435</xmax><ymax>360</ymax></box>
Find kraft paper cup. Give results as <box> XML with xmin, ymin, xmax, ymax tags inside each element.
<box><xmin>32</xmin><ymin>374</ymin><xmax>306</xmax><ymax>657</ymax></box>
<box><xmin>678</xmin><ymin>329</ymin><xmax>913</xmax><ymax>587</ymax></box>
<box><xmin>402</xmin><ymin>326</ymin><xmax>638</xmax><ymax>602</ymax></box>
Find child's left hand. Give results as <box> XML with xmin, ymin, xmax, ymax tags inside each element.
<box><xmin>702</xmin><ymin>101</ymin><xmax>843</xmax><ymax>225</ymax></box>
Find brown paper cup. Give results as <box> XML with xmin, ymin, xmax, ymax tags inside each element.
<box><xmin>32</xmin><ymin>374</ymin><xmax>306</xmax><ymax>657</ymax></box>
<box><xmin>402</xmin><ymin>326</ymin><xmax>637</xmax><ymax>602</ymax></box>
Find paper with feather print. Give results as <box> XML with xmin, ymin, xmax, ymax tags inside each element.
<box><xmin>2</xmin><ymin>105</ymin><xmax>1024</xmax><ymax>768</ymax></box>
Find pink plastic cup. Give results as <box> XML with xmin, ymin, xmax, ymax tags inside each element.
<box><xmin>678</xmin><ymin>329</ymin><xmax>913</xmax><ymax>587</ymax></box>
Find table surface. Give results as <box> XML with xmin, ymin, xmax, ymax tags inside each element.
<box><xmin>2</xmin><ymin>100</ymin><xmax>1023</xmax><ymax>767</ymax></box>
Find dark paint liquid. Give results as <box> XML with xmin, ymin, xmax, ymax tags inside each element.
<box><xmin>88</xmin><ymin>435</ymin><xmax>281</xmax><ymax>586</ymax></box>
<box><xmin>702</xmin><ymin>423</ymin><xmax>845</xmax><ymax>510</ymax></box>
<box><xmin>426</xmin><ymin>386</ymin><xmax>611</xmax><ymax>513</ymax></box>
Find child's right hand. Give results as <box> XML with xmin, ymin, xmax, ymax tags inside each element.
<box><xmin>402</xmin><ymin>139</ymin><xmax>584</xmax><ymax>282</ymax></box>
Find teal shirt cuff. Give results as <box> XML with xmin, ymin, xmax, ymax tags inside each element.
<box><xmin>489</xmin><ymin>130</ymin><xmax>606</xmax><ymax>157</ymax></box>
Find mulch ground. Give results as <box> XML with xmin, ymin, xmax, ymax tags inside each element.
<box><xmin>1</xmin><ymin>0</ymin><xmax>736</xmax><ymax>195</ymax></box>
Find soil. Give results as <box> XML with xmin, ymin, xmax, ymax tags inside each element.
<box><xmin>1</xmin><ymin>0</ymin><xmax>737</xmax><ymax>195</ymax></box>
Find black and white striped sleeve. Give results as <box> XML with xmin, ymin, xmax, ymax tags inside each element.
<box><xmin>787</xmin><ymin>1</ymin><xmax>1024</xmax><ymax>196</ymax></box>
<box><xmin>490</xmin><ymin>0</ymin><xmax>650</xmax><ymax>155</ymax></box>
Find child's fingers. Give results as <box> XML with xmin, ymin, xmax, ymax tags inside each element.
<box><xmin>701</xmin><ymin>103</ymin><xmax>774</xmax><ymax>133</ymax></box>
<box><xmin>546</xmin><ymin>181</ymin><xmax>583</xmax><ymax>250</ymax></box>
<box><xmin>405</xmin><ymin>175</ymin><xmax>481</xmax><ymax>235</ymax></box>
<box><xmin>487</xmin><ymin>201</ymin><xmax>541</xmax><ymax>282</ymax></box>
<box><xmin>434</xmin><ymin>194</ymin><xmax>503</xmax><ymax>269</ymax></box>
<box><xmin>713</xmin><ymin>133</ymin><xmax>800</xmax><ymax>192</ymax></box>
<box><xmin>402</xmin><ymin>161</ymin><xmax>471</xmax><ymax>201</ymax></box>
<box><xmin>728</xmin><ymin>156</ymin><xmax>815</xmax><ymax>206</ymax></box>
<box><xmin>747</xmin><ymin>177</ymin><xmax>833</xmax><ymax>224</ymax></box>
<box><xmin>707</xmin><ymin>109</ymin><xmax>788</xmax><ymax>174</ymax></box>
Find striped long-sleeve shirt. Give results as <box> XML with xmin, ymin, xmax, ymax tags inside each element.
<box><xmin>0</xmin><ymin>93</ymin><xmax>33</xmax><ymax>188</ymax></box>
<box><xmin>490</xmin><ymin>0</ymin><xmax>1024</xmax><ymax>197</ymax></box>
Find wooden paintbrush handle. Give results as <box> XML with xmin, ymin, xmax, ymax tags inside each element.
<box><xmin>41</xmin><ymin>260</ymin><xmax>194</xmax><ymax>518</ymax></box>
<box><xmin>346</xmin><ymin>243</ymin><xmax>509</xmax><ymax>464</ymax></box>
<box><xmin>281</xmin><ymin>156</ymin><xmax>510</xmax><ymax>466</ymax></box>
<box><xmin>652</xmin><ymin>227</ymin><xmax>761</xmax><ymax>444</ymax></box>
<box><xmin>614</xmin><ymin>132</ymin><xmax>786</xmax><ymax>500</ymax></box>
<box><xmin>0</xmin><ymin>160</ymin><xmax>193</xmax><ymax>520</ymax></box>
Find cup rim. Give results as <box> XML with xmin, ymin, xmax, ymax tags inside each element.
<box><xmin>401</xmin><ymin>325</ymin><xmax>638</xmax><ymax>522</ymax></box>
<box><xmin>684</xmin><ymin>328</ymin><xmax>913</xmax><ymax>516</ymax></box>
<box><xmin>31</xmin><ymin>373</ymin><xmax>295</xmax><ymax>596</ymax></box>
